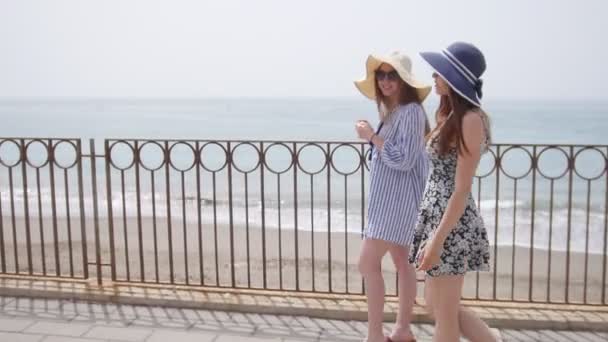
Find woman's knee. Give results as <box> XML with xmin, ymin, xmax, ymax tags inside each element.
<box><xmin>394</xmin><ymin>259</ymin><xmax>415</xmax><ymax>274</ymax></box>
<box><xmin>358</xmin><ymin>239</ymin><xmax>388</xmax><ymax>277</ymax></box>
<box><xmin>358</xmin><ymin>255</ymin><xmax>382</xmax><ymax>277</ymax></box>
<box><xmin>388</xmin><ymin>244</ymin><xmax>408</xmax><ymax>263</ymax></box>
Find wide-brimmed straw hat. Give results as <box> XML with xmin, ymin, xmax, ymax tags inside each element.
<box><xmin>420</xmin><ymin>42</ymin><xmax>486</xmax><ymax>107</ymax></box>
<box><xmin>354</xmin><ymin>51</ymin><xmax>431</xmax><ymax>101</ymax></box>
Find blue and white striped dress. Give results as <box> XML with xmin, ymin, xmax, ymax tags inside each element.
<box><xmin>364</xmin><ymin>103</ymin><xmax>429</xmax><ymax>246</ymax></box>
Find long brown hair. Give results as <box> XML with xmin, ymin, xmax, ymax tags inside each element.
<box><xmin>431</xmin><ymin>89</ymin><xmax>490</xmax><ymax>156</ymax></box>
<box><xmin>374</xmin><ymin>78</ymin><xmax>431</xmax><ymax>135</ymax></box>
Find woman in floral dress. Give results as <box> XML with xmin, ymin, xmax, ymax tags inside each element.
<box><xmin>409</xmin><ymin>42</ymin><xmax>497</xmax><ymax>342</ymax></box>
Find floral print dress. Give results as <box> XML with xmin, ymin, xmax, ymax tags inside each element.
<box><xmin>409</xmin><ymin>115</ymin><xmax>491</xmax><ymax>277</ymax></box>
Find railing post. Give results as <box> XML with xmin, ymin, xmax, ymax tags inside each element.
<box><xmin>76</xmin><ymin>139</ymin><xmax>89</xmax><ymax>280</ymax></box>
<box><xmin>227</xmin><ymin>141</ymin><xmax>236</xmax><ymax>288</ymax></box>
<box><xmin>89</xmin><ymin>139</ymin><xmax>103</xmax><ymax>285</ymax></box>
<box><xmin>105</xmin><ymin>139</ymin><xmax>117</xmax><ymax>281</ymax></box>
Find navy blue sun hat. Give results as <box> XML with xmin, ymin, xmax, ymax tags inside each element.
<box><xmin>420</xmin><ymin>42</ymin><xmax>486</xmax><ymax>107</ymax></box>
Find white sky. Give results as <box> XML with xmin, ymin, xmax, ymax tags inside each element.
<box><xmin>0</xmin><ymin>0</ymin><xmax>606</xmax><ymax>100</ymax></box>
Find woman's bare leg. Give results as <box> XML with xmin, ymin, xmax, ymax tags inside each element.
<box><xmin>426</xmin><ymin>275</ymin><xmax>496</xmax><ymax>342</ymax></box>
<box><xmin>358</xmin><ymin>238</ymin><xmax>391</xmax><ymax>342</ymax></box>
<box><xmin>387</xmin><ymin>244</ymin><xmax>417</xmax><ymax>341</ymax></box>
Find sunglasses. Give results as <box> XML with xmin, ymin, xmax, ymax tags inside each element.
<box><xmin>375</xmin><ymin>70</ymin><xmax>399</xmax><ymax>82</ymax></box>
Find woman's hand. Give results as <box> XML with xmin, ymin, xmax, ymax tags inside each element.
<box><xmin>416</xmin><ymin>238</ymin><xmax>443</xmax><ymax>271</ymax></box>
<box><xmin>355</xmin><ymin>120</ymin><xmax>374</xmax><ymax>141</ymax></box>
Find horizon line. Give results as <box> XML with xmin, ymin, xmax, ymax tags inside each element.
<box><xmin>1</xmin><ymin>96</ymin><xmax>607</xmax><ymax>103</ymax></box>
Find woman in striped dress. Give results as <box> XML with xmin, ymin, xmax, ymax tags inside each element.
<box><xmin>354</xmin><ymin>52</ymin><xmax>431</xmax><ymax>342</ymax></box>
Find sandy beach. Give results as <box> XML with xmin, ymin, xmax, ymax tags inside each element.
<box><xmin>0</xmin><ymin>217</ymin><xmax>605</xmax><ymax>304</ymax></box>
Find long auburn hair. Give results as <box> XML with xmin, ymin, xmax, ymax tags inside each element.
<box><xmin>430</xmin><ymin>88</ymin><xmax>491</xmax><ymax>156</ymax></box>
<box><xmin>374</xmin><ymin>77</ymin><xmax>430</xmax><ymax>135</ymax></box>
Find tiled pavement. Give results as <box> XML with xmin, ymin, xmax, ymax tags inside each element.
<box><xmin>0</xmin><ymin>296</ymin><xmax>607</xmax><ymax>341</ymax></box>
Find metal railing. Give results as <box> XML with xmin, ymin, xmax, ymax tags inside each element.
<box><xmin>0</xmin><ymin>137</ymin><xmax>606</xmax><ymax>305</ymax></box>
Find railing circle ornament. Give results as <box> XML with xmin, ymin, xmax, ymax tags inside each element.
<box><xmin>573</xmin><ymin>147</ymin><xmax>607</xmax><ymax>180</ymax></box>
<box><xmin>25</xmin><ymin>139</ymin><xmax>50</xmax><ymax>169</ymax></box>
<box><xmin>329</xmin><ymin>144</ymin><xmax>363</xmax><ymax>176</ymax></box>
<box><xmin>199</xmin><ymin>142</ymin><xmax>228</xmax><ymax>172</ymax></box>
<box><xmin>108</xmin><ymin>140</ymin><xmax>136</xmax><ymax>171</ymax></box>
<box><xmin>499</xmin><ymin>146</ymin><xmax>534</xmax><ymax>179</ymax></box>
<box><xmin>138</xmin><ymin>141</ymin><xmax>166</xmax><ymax>171</ymax></box>
<box><xmin>231</xmin><ymin>142</ymin><xmax>261</xmax><ymax>174</ymax></box>
<box><xmin>0</xmin><ymin>139</ymin><xmax>22</xmax><ymax>168</ymax></box>
<box><xmin>476</xmin><ymin>148</ymin><xmax>498</xmax><ymax>178</ymax></box>
<box><xmin>296</xmin><ymin>143</ymin><xmax>328</xmax><ymax>175</ymax></box>
<box><xmin>168</xmin><ymin>142</ymin><xmax>197</xmax><ymax>172</ymax></box>
<box><xmin>263</xmin><ymin>143</ymin><xmax>294</xmax><ymax>174</ymax></box>
<box><xmin>52</xmin><ymin>140</ymin><xmax>79</xmax><ymax>169</ymax></box>
<box><xmin>536</xmin><ymin>146</ymin><xmax>571</xmax><ymax>180</ymax></box>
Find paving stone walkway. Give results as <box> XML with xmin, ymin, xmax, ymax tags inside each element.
<box><xmin>0</xmin><ymin>296</ymin><xmax>607</xmax><ymax>341</ymax></box>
